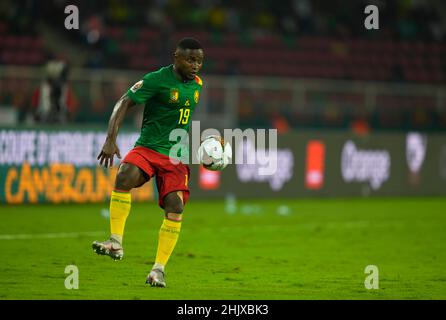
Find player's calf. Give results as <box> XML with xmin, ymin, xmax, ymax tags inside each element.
<box><xmin>145</xmin><ymin>192</ymin><xmax>184</xmax><ymax>288</ymax></box>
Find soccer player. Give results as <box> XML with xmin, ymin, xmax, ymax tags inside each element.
<box><xmin>92</xmin><ymin>38</ymin><xmax>204</xmax><ymax>287</ymax></box>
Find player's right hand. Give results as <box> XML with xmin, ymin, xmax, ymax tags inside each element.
<box><xmin>97</xmin><ymin>140</ymin><xmax>121</xmax><ymax>168</ymax></box>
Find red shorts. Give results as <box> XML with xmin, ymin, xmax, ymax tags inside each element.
<box><xmin>122</xmin><ymin>146</ymin><xmax>190</xmax><ymax>208</ymax></box>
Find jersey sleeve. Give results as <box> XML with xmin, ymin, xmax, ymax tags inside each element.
<box><xmin>126</xmin><ymin>72</ymin><xmax>160</xmax><ymax>105</ymax></box>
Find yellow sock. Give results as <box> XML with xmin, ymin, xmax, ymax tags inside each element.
<box><xmin>155</xmin><ymin>218</ymin><xmax>182</xmax><ymax>266</ymax></box>
<box><xmin>109</xmin><ymin>190</ymin><xmax>131</xmax><ymax>241</ymax></box>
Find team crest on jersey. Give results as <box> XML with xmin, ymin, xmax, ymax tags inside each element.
<box><xmin>130</xmin><ymin>80</ymin><xmax>143</xmax><ymax>93</ymax></box>
<box><xmin>194</xmin><ymin>90</ymin><xmax>199</xmax><ymax>103</ymax></box>
<box><xmin>169</xmin><ymin>88</ymin><xmax>179</xmax><ymax>103</ymax></box>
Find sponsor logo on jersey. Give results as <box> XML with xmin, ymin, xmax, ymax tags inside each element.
<box><xmin>185</xmin><ymin>99</ymin><xmax>190</xmax><ymax>107</ymax></box>
<box><xmin>130</xmin><ymin>80</ymin><xmax>143</xmax><ymax>93</ymax></box>
<box><xmin>194</xmin><ymin>90</ymin><xmax>199</xmax><ymax>103</ymax></box>
<box><xmin>169</xmin><ymin>88</ymin><xmax>179</xmax><ymax>103</ymax></box>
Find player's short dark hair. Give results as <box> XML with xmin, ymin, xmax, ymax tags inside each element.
<box><xmin>177</xmin><ymin>37</ymin><xmax>203</xmax><ymax>50</ymax></box>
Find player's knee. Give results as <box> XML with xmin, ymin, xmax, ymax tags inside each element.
<box><xmin>163</xmin><ymin>193</ymin><xmax>184</xmax><ymax>214</ymax></box>
<box><xmin>166</xmin><ymin>212</ymin><xmax>182</xmax><ymax>221</ymax></box>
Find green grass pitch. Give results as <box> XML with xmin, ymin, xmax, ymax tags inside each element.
<box><xmin>0</xmin><ymin>197</ymin><xmax>445</xmax><ymax>299</ymax></box>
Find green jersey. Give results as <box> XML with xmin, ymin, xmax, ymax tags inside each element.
<box><xmin>126</xmin><ymin>64</ymin><xmax>203</xmax><ymax>157</ymax></box>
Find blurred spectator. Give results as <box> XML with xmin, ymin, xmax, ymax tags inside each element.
<box><xmin>271</xmin><ymin>112</ymin><xmax>291</xmax><ymax>134</ymax></box>
<box><xmin>31</xmin><ymin>60</ymin><xmax>77</xmax><ymax>123</ymax></box>
<box><xmin>350</xmin><ymin>117</ymin><xmax>371</xmax><ymax>135</ymax></box>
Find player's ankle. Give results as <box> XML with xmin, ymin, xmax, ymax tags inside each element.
<box><xmin>110</xmin><ymin>234</ymin><xmax>123</xmax><ymax>245</ymax></box>
<box><xmin>152</xmin><ymin>262</ymin><xmax>165</xmax><ymax>272</ymax></box>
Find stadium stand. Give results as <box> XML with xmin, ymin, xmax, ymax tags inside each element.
<box><xmin>1</xmin><ymin>0</ymin><xmax>444</xmax><ymax>83</ymax></box>
<box><xmin>0</xmin><ymin>0</ymin><xmax>444</xmax><ymax>130</ymax></box>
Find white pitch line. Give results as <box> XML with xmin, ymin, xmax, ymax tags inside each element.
<box><xmin>0</xmin><ymin>231</ymin><xmax>105</xmax><ymax>240</ymax></box>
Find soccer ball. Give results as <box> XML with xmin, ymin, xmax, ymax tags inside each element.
<box><xmin>197</xmin><ymin>135</ymin><xmax>232</xmax><ymax>171</ymax></box>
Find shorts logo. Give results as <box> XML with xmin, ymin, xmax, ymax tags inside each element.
<box><xmin>194</xmin><ymin>90</ymin><xmax>199</xmax><ymax>103</ymax></box>
<box><xmin>170</xmin><ymin>88</ymin><xmax>179</xmax><ymax>103</ymax></box>
<box><xmin>130</xmin><ymin>80</ymin><xmax>143</xmax><ymax>93</ymax></box>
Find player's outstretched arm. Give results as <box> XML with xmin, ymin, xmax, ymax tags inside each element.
<box><xmin>97</xmin><ymin>94</ymin><xmax>136</xmax><ymax>168</ymax></box>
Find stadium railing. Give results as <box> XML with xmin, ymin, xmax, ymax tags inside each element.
<box><xmin>0</xmin><ymin>66</ymin><xmax>445</xmax><ymax>131</ymax></box>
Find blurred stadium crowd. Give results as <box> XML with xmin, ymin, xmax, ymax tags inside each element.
<box><xmin>0</xmin><ymin>0</ymin><xmax>445</xmax><ymax>130</ymax></box>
